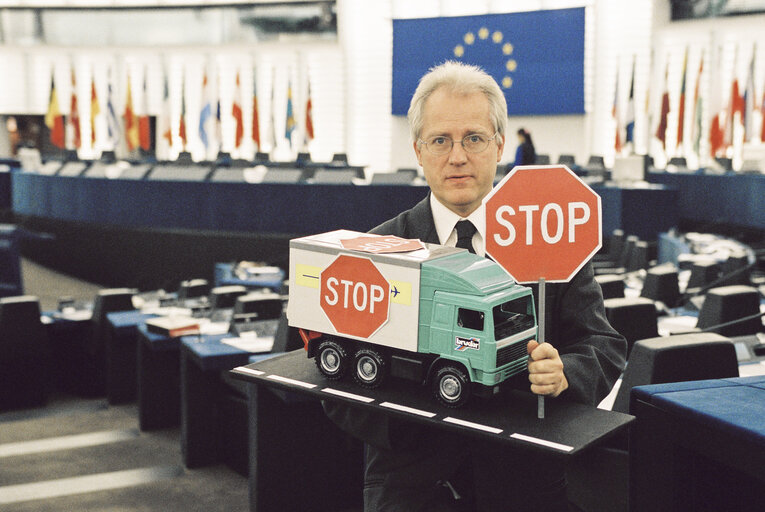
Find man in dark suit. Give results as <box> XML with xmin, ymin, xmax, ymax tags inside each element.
<box><xmin>325</xmin><ymin>61</ymin><xmax>626</xmax><ymax>511</ymax></box>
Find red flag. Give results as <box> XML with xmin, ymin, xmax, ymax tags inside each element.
<box><xmin>70</xmin><ymin>70</ymin><xmax>81</xmax><ymax>149</ymax></box>
<box><xmin>655</xmin><ymin>63</ymin><xmax>670</xmax><ymax>149</ymax></box>
<box><xmin>761</xmin><ymin>89</ymin><xmax>765</xmax><ymax>143</ymax></box>
<box><xmin>709</xmin><ymin>46</ymin><xmax>726</xmax><ymax>157</ymax></box>
<box><xmin>179</xmin><ymin>76</ymin><xmax>187</xmax><ymax>149</ymax></box>
<box><xmin>45</xmin><ymin>75</ymin><xmax>65</xmax><ymax>149</ymax></box>
<box><xmin>612</xmin><ymin>68</ymin><xmax>621</xmax><ymax>153</ymax></box>
<box><xmin>124</xmin><ymin>75</ymin><xmax>139</xmax><ymax>151</ymax></box>
<box><xmin>676</xmin><ymin>50</ymin><xmax>688</xmax><ymax>147</ymax></box>
<box><xmin>252</xmin><ymin>73</ymin><xmax>261</xmax><ymax>148</ymax></box>
<box><xmin>232</xmin><ymin>72</ymin><xmax>244</xmax><ymax>148</ymax></box>
<box><xmin>162</xmin><ymin>76</ymin><xmax>172</xmax><ymax>146</ymax></box>
<box><xmin>305</xmin><ymin>81</ymin><xmax>314</xmax><ymax>142</ymax></box>
<box><xmin>90</xmin><ymin>77</ymin><xmax>100</xmax><ymax>145</ymax></box>
<box><xmin>138</xmin><ymin>73</ymin><xmax>151</xmax><ymax>151</ymax></box>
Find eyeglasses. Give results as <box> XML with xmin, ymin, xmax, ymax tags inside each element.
<box><xmin>418</xmin><ymin>133</ymin><xmax>498</xmax><ymax>156</ymax></box>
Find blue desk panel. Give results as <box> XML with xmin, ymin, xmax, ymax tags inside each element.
<box><xmin>13</xmin><ymin>173</ymin><xmax>679</xmax><ymax>240</ymax></box>
<box><xmin>648</xmin><ymin>172</ymin><xmax>765</xmax><ymax>230</ymax></box>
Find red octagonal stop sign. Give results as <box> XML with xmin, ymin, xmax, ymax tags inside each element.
<box><xmin>483</xmin><ymin>165</ymin><xmax>601</xmax><ymax>283</ymax></box>
<box><xmin>320</xmin><ymin>254</ymin><xmax>391</xmax><ymax>338</ymax></box>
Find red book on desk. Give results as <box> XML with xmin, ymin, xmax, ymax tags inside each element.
<box><xmin>145</xmin><ymin>316</ymin><xmax>200</xmax><ymax>338</ymax></box>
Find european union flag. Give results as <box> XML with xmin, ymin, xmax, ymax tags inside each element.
<box><xmin>392</xmin><ymin>8</ymin><xmax>585</xmax><ymax>116</ymax></box>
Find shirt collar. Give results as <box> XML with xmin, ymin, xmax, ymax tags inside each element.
<box><xmin>429</xmin><ymin>193</ymin><xmax>486</xmax><ymax>246</ymax></box>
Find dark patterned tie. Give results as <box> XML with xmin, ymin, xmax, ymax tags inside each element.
<box><xmin>455</xmin><ymin>220</ymin><xmax>476</xmax><ymax>254</ymax></box>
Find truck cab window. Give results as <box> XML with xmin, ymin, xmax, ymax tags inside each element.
<box><xmin>493</xmin><ymin>298</ymin><xmax>535</xmax><ymax>340</ymax></box>
<box><xmin>457</xmin><ymin>308</ymin><xmax>484</xmax><ymax>331</ymax></box>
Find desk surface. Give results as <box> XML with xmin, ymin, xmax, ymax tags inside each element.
<box><xmin>634</xmin><ymin>376</ymin><xmax>765</xmax><ymax>446</ymax></box>
<box><xmin>232</xmin><ymin>350</ymin><xmax>633</xmax><ymax>457</ymax></box>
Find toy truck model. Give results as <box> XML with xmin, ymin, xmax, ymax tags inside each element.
<box><xmin>287</xmin><ymin>230</ymin><xmax>537</xmax><ymax>407</ymax></box>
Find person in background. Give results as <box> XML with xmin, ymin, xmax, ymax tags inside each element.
<box><xmin>514</xmin><ymin>127</ymin><xmax>537</xmax><ymax>167</ymax></box>
<box><xmin>324</xmin><ymin>61</ymin><xmax>626</xmax><ymax>512</ymax></box>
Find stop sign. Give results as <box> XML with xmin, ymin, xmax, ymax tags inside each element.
<box><xmin>483</xmin><ymin>165</ymin><xmax>601</xmax><ymax>283</ymax></box>
<box><xmin>320</xmin><ymin>254</ymin><xmax>391</xmax><ymax>338</ymax></box>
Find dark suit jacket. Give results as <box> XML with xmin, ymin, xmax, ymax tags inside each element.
<box><xmin>325</xmin><ymin>195</ymin><xmax>627</xmax><ymax>450</ymax></box>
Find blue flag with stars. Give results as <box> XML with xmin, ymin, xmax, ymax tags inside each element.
<box><xmin>392</xmin><ymin>8</ymin><xmax>585</xmax><ymax>116</ymax></box>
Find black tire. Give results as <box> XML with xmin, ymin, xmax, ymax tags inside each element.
<box><xmin>315</xmin><ymin>340</ymin><xmax>348</xmax><ymax>380</ymax></box>
<box><xmin>432</xmin><ymin>365</ymin><xmax>471</xmax><ymax>408</ymax></box>
<box><xmin>352</xmin><ymin>348</ymin><xmax>388</xmax><ymax>388</ymax></box>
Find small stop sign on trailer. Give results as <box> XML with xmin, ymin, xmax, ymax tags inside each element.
<box><xmin>320</xmin><ymin>254</ymin><xmax>391</xmax><ymax>338</ymax></box>
<box><xmin>483</xmin><ymin>165</ymin><xmax>602</xmax><ymax>283</ymax></box>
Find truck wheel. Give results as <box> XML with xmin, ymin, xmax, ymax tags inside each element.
<box><xmin>432</xmin><ymin>365</ymin><xmax>471</xmax><ymax>408</ymax></box>
<box><xmin>315</xmin><ymin>340</ymin><xmax>348</xmax><ymax>380</ymax></box>
<box><xmin>353</xmin><ymin>349</ymin><xmax>387</xmax><ymax>388</ymax></box>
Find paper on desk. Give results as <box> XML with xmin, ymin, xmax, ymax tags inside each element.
<box><xmin>738</xmin><ymin>362</ymin><xmax>765</xmax><ymax>377</ymax></box>
<box><xmin>143</xmin><ymin>306</ymin><xmax>193</xmax><ymax>317</ymax></box>
<box><xmin>657</xmin><ymin>315</ymin><xmax>698</xmax><ymax>336</ymax></box>
<box><xmin>53</xmin><ymin>310</ymin><xmax>93</xmax><ymax>321</ymax></box>
<box><xmin>199</xmin><ymin>320</ymin><xmax>231</xmax><ymax>335</ymax></box>
<box><xmin>221</xmin><ymin>334</ymin><xmax>274</xmax><ymax>353</ymax></box>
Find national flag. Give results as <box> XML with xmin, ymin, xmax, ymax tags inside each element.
<box><xmin>138</xmin><ymin>72</ymin><xmax>151</xmax><ymax>151</ymax></box>
<box><xmin>123</xmin><ymin>74</ymin><xmax>139</xmax><ymax>151</ymax></box>
<box><xmin>761</xmin><ymin>88</ymin><xmax>765</xmax><ymax>143</ymax></box>
<box><xmin>215</xmin><ymin>88</ymin><xmax>222</xmax><ymax>149</ymax></box>
<box><xmin>90</xmin><ymin>77</ymin><xmax>100</xmax><ymax>145</ymax></box>
<box><xmin>199</xmin><ymin>72</ymin><xmax>212</xmax><ymax>149</ymax></box>
<box><xmin>45</xmin><ymin>74</ymin><xmax>65</xmax><ymax>149</ymax></box>
<box><xmin>655</xmin><ymin>62</ymin><xmax>670</xmax><ymax>149</ymax></box>
<box><xmin>252</xmin><ymin>72</ymin><xmax>261</xmax><ymax>148</ymax></box>
<box><xmin>305</xmin><ymin>79</ymin><xmax>314</xmax><ymax>143</ymax></box>
<box><xmin>161</xmin><ymin>74</ymin><xmax>172</xmax><ymax>146</ymax></box>
<box><xmin>612</xmin><ymin>65</ymin><xmax>621</xmax><ymax>153</ymax></box>
<box><xmin>232</xmin><ymin>72</ymin><xmax>244</xmax><ymax>148</ymax></box>
<box><xmin>676</xmin><ymin>49</ymin><xmax>688</xmax><ymax>149</ymax></box>
<box><xmin>727</xmin><ymin>46</ymin><xmax>744</xmax><ymax>148</ymax></box>
<box><xmin>743</xmin><ymin>44</ymin><xmax>756</xmax><ymax>142</ymax></box>
<box><xmin>709</xmin><ymin>45</ymin><xmax>726</xmax><ymax>157</ymax></box>
<box><xmin>625</xmin><ymin>57</ymin><xmax>635</xmax><ymax>146</ymax></box>
<box><xmin>106</xmin><ymin>72</ymin><xmax>120</xmax><ymax>147</ymax></box>
<box><xmin>69</xmin><ymin>70</ymin><xmax>81</xmax><ymax>149</ymax></box>
<box><xmin>392</xmin><ymin>8</ymin><xmax>585</xmax><ymax>116</ymax></box>
<box><xmin>285</xmin><ymin>79</ymin><xmax>296</xmax><ymax>144</ymax></box>
<box><xmin>179</xmin><ymin>75</ymin><xmax>187</xmax><ymax>149</ymax></box>
<box><xmin>691</xmin><ymin>51</ymin><xmax>704</xmax><ymax>156</ymax></box>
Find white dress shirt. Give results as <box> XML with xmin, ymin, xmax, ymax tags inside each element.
<box><xmin>429</xmin><ymin>194</ymin><xmax>486</xmax><ymax>257</ymax></box>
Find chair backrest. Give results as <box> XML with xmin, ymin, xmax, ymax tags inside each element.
<box><xmin>641</xmin><ymin>265</ymin><xmax>680</xmax><ymax>307</ymax></box>
<box><xmin>210</xmin><ymin>285</ymin><xmax>248</xmax><ymax>310</ymax></box>
<box><xmin>606</xmin><ymin>229</ymin><xmax>625</xmax><ymax>261</ymax></box>
<box><xmin>312</xmin><ymin>169</ymin><xmax>356</xmax><ymax>184</ymax></box>
<box><xmin>234</xmin><ymin>293</ymin><xmax>283</xmax><ymax>320</ymax></box>
<box><xmin>0</xmin><ymin>296</ymin><xmax>46</xmax><ymax>353</ymax></box>
<box><xmin>331</xmin><ymin>153</ymin><xmax>348</xmax><ymax>163</ymax></box>
<box><xmin>270</xmin><ymin>309</ymin><xmax>304</xmax><ymax>353</ymax></box>
<box><xmin>604</xmin><ymin>297</ymin><xmax>658</xmax><ymax>355</ymax></box>
<box><xmin>370</xmin><ymin>172</ymin><xmax>413</xmax><ymax>185</ymax></box>
<box><xmin>613</xmin><ymin>332</ymin><xmax>738</xmax><ymax>413</ymax></box>
<box><xmin>696</xmin><ymin>285</ymin><xmax>762</xmax><ymax>336</ymax></box>
<box><xmin>261</xmin><ymin>168</ymin><xmax>305</xmax><ymax>184</ymax></box>
<box><xmin>587</xmin><ymin>155</ymin><xmax>605</xmax><ymax>168</ymax></box>
<box><xmin>535</xmin><ymin>154</ymin><xmax>551</xmax><ymax>165</ymax></box>
<box><xmin>90</xmin><ymin>288</ymin><xmax>137</xmax><ymax>353</ymax></box>
<box><xmin>686</xmin><ymin>259</ymin><xmax>720</xmax><ymax>291</ymax></box>
<box><xmin>557</xmin><ymin>154</ymin><xmax>576</xmax><ymax>166</ymax></box>
<box><xmin>594</xmin><ymin>274</ymin><xmax>625</xmax><ymax>299</ymax></box>
<box><xmin>178</xmin><ymin>279</ymin><xmax>210</xmax><ymax>301</ymax></box>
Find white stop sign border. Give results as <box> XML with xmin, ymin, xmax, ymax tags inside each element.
<box><xmin>319</xmin><ymin>254</ymin><xmax>391</xmax><ymax>340</ymax></box>
<box><xmin>483</xmin><ymin>164</ymin><xmax>602</xmax><ymax>284</ymax></box>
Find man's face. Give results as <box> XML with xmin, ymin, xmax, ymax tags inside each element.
<box><xmin>414</xmin><ymin>87</ymin><xmax>504</xmax><ymax>217</ymax></box>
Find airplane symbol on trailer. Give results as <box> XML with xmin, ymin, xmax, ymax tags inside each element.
<box><xmin>391</xmin><ymin>286</ymin><xmax>400</xmax><ymax>298</ymax></box>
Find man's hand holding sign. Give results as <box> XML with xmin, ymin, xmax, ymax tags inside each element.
<box><xmin>483</xmin><ymin>164</ymin><xmax>602</xmax><ymax>417</ymax></box>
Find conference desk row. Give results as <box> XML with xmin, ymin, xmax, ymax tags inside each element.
<box><xmin>12</xmin><ymin>170</ymin><xmax>679</xmax><ymax>238</ymax></box>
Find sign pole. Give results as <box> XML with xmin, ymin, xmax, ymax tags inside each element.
<box><xmin>537</xmin><ymin>277</ymin><xmax>545</xmax><ymax>419</ymax></box>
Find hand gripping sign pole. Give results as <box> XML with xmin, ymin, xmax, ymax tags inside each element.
<box><xmin>483</xmin><ymin>165</ymin><xmax>602</xmax><ymax>419</ymax></box>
